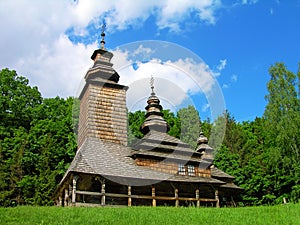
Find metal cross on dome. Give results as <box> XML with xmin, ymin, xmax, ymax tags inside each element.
<box><xmin>101</xmin><ymin>19</ymin><xmax>106</xmax><ymax>34</ymax></box>
<box><xmin>100</xmin><ymin>19</ymin><xmax>106</xmax><ymax>49</ymax></box>
<box><xmin>150</xmin><ymin>76</ymin><xmax>155</xmax><ymax>94</ymax></box>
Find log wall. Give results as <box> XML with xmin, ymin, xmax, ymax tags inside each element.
<box><xmin>135</xmin><ymin>158</ymin><xmax>211</xmax><ymax>177</ymax></box>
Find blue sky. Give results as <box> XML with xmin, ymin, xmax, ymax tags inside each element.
<box><xmin>1</xmin><ymin>0</ymin><xmax>300</xmax><ymax>122</ymax></box>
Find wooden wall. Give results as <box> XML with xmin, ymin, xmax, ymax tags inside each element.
<box><xmin>135</xmin><ymin>158</ymin><xmax>211</xmax><ymax>177</ymax></box>
<box><xmin>78</xmin><ymin>83</ymin><xmax>127</xmax><ymax>148</ymax></box>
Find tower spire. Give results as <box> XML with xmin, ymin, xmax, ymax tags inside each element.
<box><xmin>88</xmin><ymin>20</ymin><xmax>120</xmax><ymax>83</ymax></box>
<box><xmin>140</xmin><ymin>76</ymin><xmax>169</xmax><ymax>135</ymax></box>
<box><xmin>100</xmin><ymin>19</ymin><xmax>106</xmax><ymax>50</ymax></box>
<box><xmin>150</xmin><ymin>75</ymin><xmax>155</xmax><ymax>95</ymax></box>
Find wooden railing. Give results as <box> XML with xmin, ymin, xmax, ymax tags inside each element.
<box><xmin>74</xmin><ymin>190</ymin><xmax>218</xmax><ymax>207</ymax></box>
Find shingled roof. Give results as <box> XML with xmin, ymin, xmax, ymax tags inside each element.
<box><xmin>131</xmin><ymin>130</ymin><xmax>204</xmax><ymax>162</ymax></box>
<box><xmin>130</xmin><ymin>80</ymin><xmax>216</xmax><ymax>168</ymax></box>
<box><xmin>59</xmin><ymin>137</ymin><xmax>224</xmax><ymax>187</ymax></box>
<box><xmin>211</xmin><ymin>167</ymin><xmax>235</xmax><ymax>179</ymax></box>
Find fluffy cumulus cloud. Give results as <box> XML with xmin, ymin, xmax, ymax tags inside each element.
<box><xmin>111</xmin><ymin>43</ymin><xmax>223</xmax><ymax>114</ymax></box>
<box><xmin>16</xmin><ymin>35</ymin><xmax>97</xmax><ymax>97</ymax></box>
<box><xmin>155</xmin><ymin>0</ymin><xmax>221</xmax><ymax>31</ymax></box>
<box><xmin>0</xmin><ymin>0</ymin><xmax>224</xmax><ymax>98</ymax></box>
<box><xmin>0</xmin><ymin>0</ymin><xmax>87</xmax><ymax>97</ymax></box>
<box><xmin>71</xmin><ymin>0</ymin><xmax>221</xmax><ymax>32</ymax></box>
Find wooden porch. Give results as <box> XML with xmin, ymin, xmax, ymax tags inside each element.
<box><xmin>56</xmin><ymin>174</ymin><xmax>220</xmax><ymax>208</ymax></box>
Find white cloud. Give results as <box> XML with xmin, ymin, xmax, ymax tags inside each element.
<box><xmin>115</xmin><ymin>57</ymin><xmax>194</xmax><ymax>110</ymax></box>
<box><xmin>222</xmin><ymin>84</ymin><xmax>229</xmax><ymax>89</ymax></box>
<box><xmin>241</xmin><ymin>0</ymin><xmax>259</xmax><ymax>4</ymax></box>
<box><xmin>111</xmin><ymin>45</ymin><xmax>217</xmax><ymax>112</ymax></box>
<box><xmin>202</xmin><ymin>103</ymin><xmax>210</xmax><ymax>112</ymax></box>
<box><xmin>156</xmin><ymin>0</ymin><xmax>221</xmax><ymax>31</ymax></box>
<box><xmin>16</xmin><ymin>35</ymin><xmax>97</xmax><ymax>97</ymax></box>
<box><xmin>231</xmin><ymin>74</ymin><xmax>238</xmax><ymax>82</ymax></box>
<box><xmin>165</xmin><ymin>58</ymin><xmax>215</xmax><ymax>94</ymax></box>
<box><xmin>213</xmin><ymin>59</ymin><xmax>227</xmax><ymax>77</ymax></box>
<box><xmin>222</xmin><ymin>74</ymin><xmax>238</xmax><ymax>89</ymax></box>
<box><xmin>111</xmin><ymin>48</ymin><xmax>133</xmax><ymax>71</ymax></box>
<box><xmin>0</xmin><ymin>1</ymin><xmax>73</xmax><ymax>66</ymax></box>
<box><xmin>217</xmin><ymin>59</ymin><xmax>227</xmax><ymax>71</ymax></box>
<box><xmin>0</xmin><ymin>0</ymin><xmax>224</xmax><ymax>98</ymax></box>
<box><xmin>132</xmin><ymin>45</ymin><xmax>155</xmax><ymax>57</ymax></box>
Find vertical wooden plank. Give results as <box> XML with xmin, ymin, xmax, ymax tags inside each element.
<box><xmin>175</xmin><ymin>189</ymin><xmax>179</xmax><ymax>207</ymax></box>
<box><xmin>196</xmin><ymin>189</ymin><xmax>200</xmax><ymax>208</ymax></box>
<box><xmin>215</xmin><ymin>189</ymin><xmax>220</xmax><ymax>208</ymax></box>
<box><xmin>128</xmin><ymin>186</ymin><xmax>132</xmax><ymax>207</ymax></box>
<box><xmin>152</xmin><ymin>187</ymin><xmax>156</xmax><ymax>207</ymax></box>
<box><xmin>101</xmin><ymin>182</ymin><xmax>106</xmax><ymax>206</ymax></box>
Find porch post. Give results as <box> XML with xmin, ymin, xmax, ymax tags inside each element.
<box><xmin>152</xmin><ymin>187</ymin><xmax>156</xmax><ymax>207</ymax></box>
<box><xmin>71</xmin><ymin>175</ymin><xmax>78</xmax><ymax>206</ymax></box>
<box><xmin>215</xmin><ymin>189</ymin><xmax>220</xmax><ymax>208</ymax></box>
<box><xmin>128</xmin><ymin>185</ymin><xmax>132</xmax><ymax>207</ymax></box>
<box><xmin>101</xmin><ymin>180</ymin><xmax>106</xmax><ymax>206</ymax></box>
<box><xmin>196</xmin><ymin>189</ymin><xmax>200</xmax><ymax>208</ymax></box>
<box><xmin>175</xmin><ymin>188</ymin><xmax>179</xmax><ymax>207</ymax></box>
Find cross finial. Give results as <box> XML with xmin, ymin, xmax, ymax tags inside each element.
<box><xmin>150</xmin><ymin>76</ymin><xmax>155</xmax><ymax>95</ymax></box>
<box><xmin>100</xmin><ymin>19</ymin><xmax>106</xmax><ymax>49</ymax></box>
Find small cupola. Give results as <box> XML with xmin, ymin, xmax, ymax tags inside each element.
<box><xmin>196</xmin><ymin>132</ymin><xmax>212</xmax><ymax>153</ymax></box>
<box><xmin>140</xmin><ymin>77</ymin><xmax>170</xmax><ymax>135</ymax></box>
<box><xmin>84</xmin><ymin>22</ymin><xmax>119</xmax><ymax>83</ymax></box>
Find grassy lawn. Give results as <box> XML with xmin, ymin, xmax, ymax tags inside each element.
<box><xmin>0</xmin><ymin>204</ymin><xmax>299</xmax><ymax>225</ymax></box>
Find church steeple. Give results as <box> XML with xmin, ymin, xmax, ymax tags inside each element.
<box><xmin>140</xmin><ymin>76</ymin><xmax>169</xmax><ymax>135</ymax></box>
<box><xmin>86</xmin><ymin>20</ymin><xmax>119</xmax><ymax>83</ymax></box>
<box><xmin>100</xmin><ymin>21</ymin><xmax>106</xmax><ymax>50</ymax></box>
<box><xmin>77</xmin><ymin>23</ymin><xmax>128</xmax><ymax>148</ymax></box>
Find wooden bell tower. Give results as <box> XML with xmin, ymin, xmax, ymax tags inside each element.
<box><xmin>77</xmin><ymin>25</ymin><xmax>128</xmax><ymax>148</ymax></box>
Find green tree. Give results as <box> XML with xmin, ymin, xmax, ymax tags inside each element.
<box><xmin>26</xmin><ymin>97</ymin><xmax>77</xmax><ymax>205</ymax></box>
<box><xmin>0</xmin><ymin>68</ymin><xmax>42</xmax><ymax>132</ymax></box>
<box><xmin>127</xmin><ymin>106</ymin><xmax>200</xmax><ymax>148</ymax></box>
<box><xmin>208</xmin><ymin>112</ymin><xmax>227</xmax><ymax>150</ymax></box>
<box><xmin>177</xmin><ymin>105</ymin><xmax>201</xmax><ymax>149</ymax></box>
<box><xmin>263</xmin><ymin>62</ymin><xmax>300</xmax><ymax>203</ymax></box>
<box><xmin>128</xmin><ymin>110</ymin><xmax>146</xmax><ymax>145</ymax></box>
<box><xmin>0</xmin><ymin>69</ymin><xmax>77</xmax><ymax>206</ymax></box>
<box><xmin>162</xmin><ymin>109</ymin><xmax>180</xmax><ymax>138</ymax></box>
<box><xmin>0</xmin><ymin>69</ymin><xmax>41</xmax><ymax>206</ymax></box>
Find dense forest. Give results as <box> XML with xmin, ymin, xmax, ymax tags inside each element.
<box><xmin>0</xmin><ymin>62</ymin><xmax>299</xmax><ymax>206</ymax></box>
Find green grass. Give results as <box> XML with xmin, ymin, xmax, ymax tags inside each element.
<box><xmin>1</xmin><ymin>204</ymin><xmax>300</xmax><ymax>225</ymax></box>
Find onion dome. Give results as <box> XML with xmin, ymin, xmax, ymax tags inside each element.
<box><xmin>84</xmin><ymin>21</ymin><xmax>119</xmax><ymax>83</ymax></box>
<box><xmin>196</xmin><ymin>132</ymin><xmax>212</xmax><ymax>153</ymax></box>
<box><xmin>196</xmin><ymin>132</ymin><xmax>214</xmax><ymax>169</ymax></box>
<box><xmin>140</xmin><ymin>77</ymin><xmax>170</xmax><ymax>135</ymax></box>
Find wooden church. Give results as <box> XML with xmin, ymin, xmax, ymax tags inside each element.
<box><xmin>54</xmin><ymin>30</ymin><xmax>242</xmax><ymax>207</ymax></box>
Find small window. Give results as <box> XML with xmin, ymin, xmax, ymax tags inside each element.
<box><xmin>187</xmin><ymin>165</ymin><xmax>195</xmax><ymax>176</ymax></box>
<box><xmin>178</xmin><ymin>164</ymin><xmax>186</xmax><ymax>175</ymax></box>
